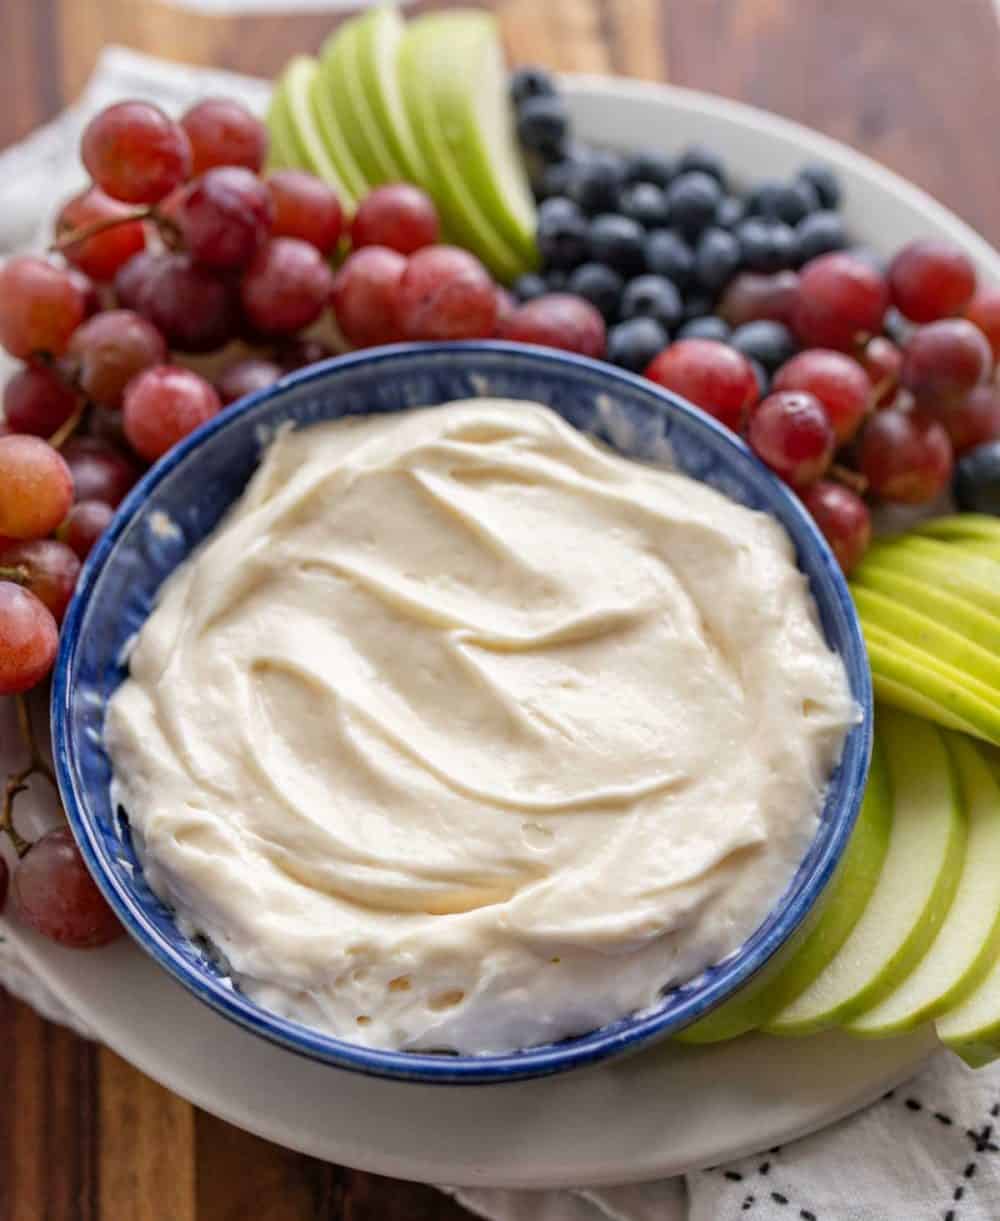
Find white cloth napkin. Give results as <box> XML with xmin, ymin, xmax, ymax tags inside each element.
<box><xmin>3</xmin><ymin>46</ymin><xmax>1000</xmax><ymax>1221</ymax></box>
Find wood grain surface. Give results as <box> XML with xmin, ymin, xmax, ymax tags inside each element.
<box><xmin>2</xmin><ymin>1</ymin><xmax>999</xmax><ymax>1217</ymax></box>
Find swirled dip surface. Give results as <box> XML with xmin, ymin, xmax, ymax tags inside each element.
<box><xmin>105</xmin><ymin>399</ymin><xmax>854</xmax><ymax>1054</ymax></box>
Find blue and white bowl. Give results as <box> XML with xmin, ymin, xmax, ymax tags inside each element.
<box><xmin>52</xmin><ymin>341</ymin><xmax>872</xmax><ymax>1084</ymax></box>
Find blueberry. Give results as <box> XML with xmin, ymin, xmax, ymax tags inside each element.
<box><xmin>620</xmin><ymin>182</ymin><xmax>671</xmax><ymax>228</ymax></box>
<box><xmin>797</xmin><ymin>163</ymin><xmax>842</xmax><ymax>210</ymax></box>
<box><xmin>620</xmin><ymin>274</ymin><xmax>683</xmax><ymax>331</ymax></box>
<box><xmin>682</xmin><ymin>293</ymin><xmax>715</xmax><ymax>322</ymax></box>
<box><xmin>678</xmin><ymin>315</ymin><xmax>731</xmax><ymax>342</ymax></box>
<box><xmin>955</xmin><ymin>440</ymin><xmax>1000</xmax><ymax>514</ymax></box>
<box><xmin>882</xmin><ymin>306</ymin><xmax>911</xmax><ymax>346</ymax></box>
<box><xmin>795</xmin><ymin>210</ymin><xmax>848</xmax><ymax>263</ymax></box>
<box><xmin>758</xmin><ymin>179</ymin><xmax>819</xmax><ymax>225</ymax></box>
<box><xmin>517</xmin><ymin>96</ymin><xmax>569</xmax><ymax>161</ymax></box>
<box><xmin>537</xmin><ymin>197</ymin><xmax>589</xmax><ymax>269</ymax></box>
<box><xmin>569</xmin><ymin>150</ymin><xmax>627</xmax><ymax>214</ymax></box>
<box><xmin>589</xmin><ymin>214</ymin><xmax>646</xmax><ymax>276</ymax></box>
<box><xmin>512</xmin><ymin>272</ymin><xmax>548</xmax><ymax>303</ymax></box>
<box><xmin>677</xmin><ymin>143</ymin><xmax>728</xmax><ymax>189</ymax></box>
<box><xmin>730</xmin><ymin>320</ymin><xmax>797</xmax><ymax>372</ymax></box>
<box><xmin>567</xmin><ymin>262</ymin><xmax>625</xmax><ymax>320</ymax></box>
<box><xmin>737</xmin><ymin>219</ymin><xmax>797</xmax><ymax>272</ymax></box>
<box><xmin>624</xmin><ymin>150</ymin><xmax>675</xmax><ymax>188</ymax></box>
<box><xmin>644</xmin><ymin>229</ymin><xmax>694</xmax><ymax>289</ymax></box>
<box><xmin>694</xmin><ymin>227</ymin><xmax>741</xmax><ymax>295</ymax></box>
<box><xmin>717</xmin><ymin>196</ymin><xmax>745</xmax><ymax>229</ymax></box>
<box><xmin>607</xmin><ymin>317</ymin><xmax>669</xmax><ymax>372</ymax></box>
<box><xmin>538</xmin><ymin>159</ymin><xmax>577</xmax><ymax>201</ymax></box>
<box><xmin>510</xmin><ymin>67</ymin><xmax>557</xmax><ymax>107</ymax></box>
<box><xmin>769</xmin><ymin>222</ymin><xmax>799</xmax><ymax>270</ymax></box>
<box><xmin>744</xmin><ymin>179</ymin><xmax>783</xmax><ymax>216</ymax></box>
<box><xmin>545</xmin><ymin>269</ymin><xmax>569</xmax><ymax>292</ymax></box>
<box><xmin>665</xmin><ymin>172</ymin><xmax>722</xmax><ymax>239</ymax></box>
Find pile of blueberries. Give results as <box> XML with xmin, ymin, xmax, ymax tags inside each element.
<box><xmin>511</xmin><ymin>66</ymin><xmax>849</xmax><ymax>380</ymax></box>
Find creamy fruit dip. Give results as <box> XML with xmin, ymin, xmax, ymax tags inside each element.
<box><xmin>105</xmin><ymin>399</ymin><xmax>855</xmax><ymax>1054</ymax></box>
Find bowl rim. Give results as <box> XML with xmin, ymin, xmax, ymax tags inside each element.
<box><xmin>51</xmin><ymin>339</ymin><xmax>872</xmax><ymax>1084</ymax></box>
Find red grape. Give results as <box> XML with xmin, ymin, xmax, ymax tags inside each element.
<box><xmin>180</xmin><ymin>97</ymin><xmax>268</xmax><ymax>176</ymax></box>
<box><xmin>0</xmin><ymin>437</ymin><xmax>74</xmax><ymax>539</ymax></box>
<box><xmin>67</xmin><ymin>268</ymin><xmax>100</xmax><ymax>319</ymax></box>
<box><xmin>12</xmin><ymin>828</ymin><xmax>122</xmax><ymax>947</ymax></box>
<box><xmin>888</xmin><ymin>239</ymin><xmax>976</xmax><ymax>323</ymax></box>
<box><xmin>81</xmin><ymin>101</ymin><xmax>191</xmax><ymax>204</ymax></box>
<box><xmin>68</xmin><ymin>309</ymin><xmax>167</xmax><ymax>409</ymax></box>
<box><xmin>114</xmin><ymin>249</ymin><xmax>159</xmax><ymax>310</ymax></box>
<box><xmin>56</xmin><ymin>186</ymin><xmax>146</xmax><ymax>282</ymax></box>
<box><xmin>177</xmin><ymin>167</ymin><xmax>273</xmax><ymax>270</ymax></box>
<box><xmin>931</xmin><ymin>383</ymin><xmax>1000</xmax><ymax>456</ymax></box>
<box><xmin>62</xmin><ymin>437</ymin><xmax>139</xmax><ymax>507</ymax></box>
<box><xmin>330</xmin><ymin>246</ymin><xmax>406</xmax><ymax>348</ymax></box>
<box><xmin>858</xmin><ymin>408</ymin><xmax>953</xmax><ymax>504</ymax></box>
<box><xmin>859</xmin><ymin>336</ymin><xmax>903</xmax><ymax>408</ymax></box>
<box><xmin>86</xmin><ymin>406</ymin><xmax>129</xmax><ymax>449</ymax></box>
<box><xmin>747</xmin><ymin>391</ymin><xmax>836</xmax><ymax>488</ymax></box>
<box><xmin>276</xmin><ymin>337</ymin><xmax>334</xmax><ymax>371</ymax></box>
<box><xmin>497</xmin><ymin>294</ymin><xmax>605</xmax><ymax>358</ymax></box>
<box><xmin>0</xmin><ymin>539</ymin><xmax>80</xmax><ymax>622</ymax></box>
<box><xmin>800</xmin><ymin>480</ymin><xmax>871</xmax><ymax>574</ymax></box>
<box><xmin>241</xmin><ymin>237</ymin><xmax>334</xmax><ymax>335</ymax></box>
<box><xmin>58</xmin><ymin>499</ymin><xmax>115</xmax><ymax>560</ymax></box>
<box><xmin>268</xmin><ymin>170</ymin><xmax>343</xmax><ymax>255</ymax></box>
<box><xmin>965</xmin><ymin>286</ymin><xmax>1000</xmax><ymax>361</ymax></box>
<box><xmin>216</xmin><ymin>357</ymin><xmax>282</xmax><ymax>405</ymax></box>
<box><xmin>901</xmin><ymin>318</ymin><xmax>991</xmax><ymax>406</ymax></box>
<box><xmin>397</xmin><ymin>246</ymin><xmax>498</xmax><ymax>342</ymax></box>
<box><xmin>772</xmin><ymin>349</ymin><xmax>872</xmax><ymax>443</ymax></box>
<box><xmin>495</xmin><ymin>287</ymin><xmax>517</xmax><ymax>333</ymax></box>
<box><xmin>792</xmin><ymin>253</ymin><xmax>888</xmax><ymax>349</ymax></box>
<box><xmin>123</xmin><ymin>365</ymin><xmax>221</xmax><ymax>462</ymax></box>
<box><xmin>645</xmin><ymin>339</ymin><xmax>758</xmax><ymax>433</ymax></box>
<box><xmin>717</xmin><ymin>270</ymin><xmax>800</xmax><ymax>328</ymax></box>
<box><xmin>350</xmin><ymin>183</ymin><xmax>439</xmax><ymax>255</ymax></box>
<box><xmin>3</xmin><ymin>365</ymin><xmax>79</xmax><ymax>437</ymax></box>
<box><xmin>132</xmin><ymin>253</ymin><xmax>239</xmax><ymax>353</ymax></box>
<box><xmin>0</xmin><ymin>257</ymin><xmax>86</xmax><ymax>359</ymax></box>
<box><xmin>0</xmin><ymin>581</ymin><xmax>59</xmax><ymax>693</ymax></box>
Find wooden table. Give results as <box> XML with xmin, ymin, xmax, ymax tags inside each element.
<box><xmin>2</xmin><ymin>1</ymin><xmax>1000</xmax><ymax>1217</ymax></box>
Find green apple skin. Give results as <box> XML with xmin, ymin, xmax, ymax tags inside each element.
<box><xmin>853</xmin><ymin>585</ymin><xmax>1000</xmax><ymax>696</ymax></box>
<box><xmin>266</xmin><ymin>84</ymin><xmax>302</xmax><ymax>172</ymax></box>
<box><xmin>354</xmin><ymin>5</ymin><xmax>431</xmax><ymax>188</ymax></box>
<box><xmin>861</xmin><ymin>623</ymin><xmax>1000</xmax><ymax>746</ymax></box>
<box><xmin>320</xmin><ymin>21</ymin><xmax>403</xmax><ymax>187</ymax></box>
<box><xmin>917</xmin><ymin>515</ymin><xmax>1000</xmax><ymax>546</ymax></box>
<box><xmin>850</xmin><ymin>734</ymin><xmax>1000</xmax><ymax>1036</ymax></box>
<box><xmin>677</xmin><ymin>734</ymin><xmax>892</xmax><ymax>1044</ymax></box>
<box><xmin>278</xmin><ymin>57</ymin><xmax>361</xmax><ymax>205</ymax></box>
<box><xmin>767</xmin><ymin>707</ymin><xmax>966</xmax><ymax>1036</ymax></box>
<box><xmin>413</xmin><ymin>11</ymin><xmax>538</xmax><ymax>264</ymax></box>
<box><xmin>864</xmin><ymin>538</ymin><xmax>1000</xmax><ymax>617</ymax></box>
<box><xmin>399</xmin><ymin>17</ymin><xmax>525</xmax><ymax>283</ymax></box>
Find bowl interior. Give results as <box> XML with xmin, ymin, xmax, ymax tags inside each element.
<box><xmin>53</xmin><ymin>341</ymin><xmax>872</xmax><ymax>1083</ymax></box>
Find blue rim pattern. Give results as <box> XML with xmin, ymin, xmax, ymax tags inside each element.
<box><xmin>51</xmin><ymin>341</ymin><xmax>872</xmax><ymax>1085</ymax></box>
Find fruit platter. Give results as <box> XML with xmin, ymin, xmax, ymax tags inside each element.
<box><xmin>3</xmin><ymin>3</ymin><xmax>1000</xmax><ymax>1187</ymax></box>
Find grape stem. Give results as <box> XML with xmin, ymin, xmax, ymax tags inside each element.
<box><xmin>0</xmin><ymin>565</ymin><xmax>29</xmax><ymax>585</ymax></box>
<box><xmin>51</xmin><ymin>206</ymin><xmax>153</xmax><ymax>254</ymax></box>
<box><xmin>829</xmin><ymin>463</ymin><xmax>869</xmax><ymax>496</ymax></box>
<box><xmin>48</xmin><ymin>401</ymin><xmax>86</xmax><ymax>452</ymax></box>
<box><xmin>2</xmin><ymin>694</ymin><xmax>56</xmax><ymax>859</ymax></box>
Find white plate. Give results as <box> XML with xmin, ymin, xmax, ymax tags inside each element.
<box><xmin>4</xmin><ymin>74</ymin><xmax>997</xmax><ymax>1189</ymax></box>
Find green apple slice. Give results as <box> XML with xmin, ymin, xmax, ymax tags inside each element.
<box><xmin>767</xmin><ymin>708</ymin><xmax>966</xmax><ymax>1035</ymax></box>
<box><xmin>850</xmin><ymin>735</ymin><xmax>1000</xmax><ymax>1036</ymax></box>
<box><xmin>677</xmin><ymin>733</ymin><xmax>892</xmax><ymax>1043</ymax></box>
<box><xmin>865</xmin><ymin>538</ymin><xmax>1000</xmax><ymax>616</ymax></box>
<box><xmin>277</xmin><ymin>57</ymin><xmax>358</xmax><ymax>203</ymax></box>
<box><xmin>354</xmin><ymin>5</ymin><xmax>430</xmax><ymax>188</ymax></box>
<box><xmin>266</xmin><ymin>83</ymin><xmax>302</xmax><ymax>172</ymax></box>
<box><xmin>951</xmin><ymin>541</ymin><xmax>1000</xmax><ymax>563</ymax></box>
<box><xmin>916</xmin><ymin>515</ymin><xmax>1000</xmax><ymax>546</ymax></box>
<box><xmin>399</xmin><ymin>17</ymin><xmax>525</xmax><ymax>282</ymax></box>
<box><xmin>853</xmin><ymin>585</ymin><xmax>1000</xmax><ymax>693</ymax></box>
<box><xmin>861</xmin><ymin>620</ymin><xmax>1000</xmax><ymax>745</ymax></box>
<box><xmin>320</xmin><ymin>19</ymin><xmax>403</xmax><ymax>186</ymax></box>
<box><xmin>852</xmin><ymin>565</ymin><xmax>1000</xmax><ymax>652</ymax></box>
<box><xmin>414</xmin><ymin>11</ymin><xmax>538</xmax><ymax>264</ymax></box>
